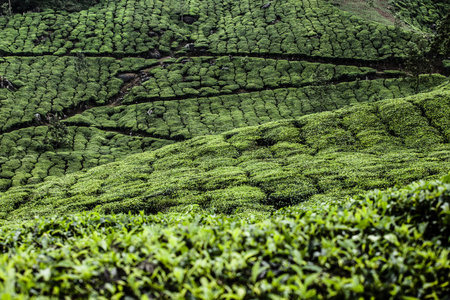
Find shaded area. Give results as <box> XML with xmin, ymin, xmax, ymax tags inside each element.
<box><xmin>1</xmin><ymin>0</ymin><xmax>101</xmax><ymax>14</ymax></box>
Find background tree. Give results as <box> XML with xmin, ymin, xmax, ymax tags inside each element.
<box><xmin>0</xmin><ymin>0</ymin><xmax>12</xmax><ymax>16</ymax></box>
<box><xmin>169</xmin><ymin>0</ymin><xmax>188</xmax><ymax>22</ymax></box>
<box><xmin>431</xmin><ymin>13</ymin><xmax>450</xmax><ymax>56</ymax></box>
<box><xmin>404</xmin><ymin>38</ymin><xmax>432</xmax><ymax>92</ymax></box>
<box><xmin>308</xmin><ymin>65</ymin><xmax>336</xmax><ymax>110</ymax></box>
<box><xmin>0</xmin><ymin>0</ymin><xmax>101</xmax><ymax>13</ymax></box>
<box><xmin>44</xmin><ymin>113</ymin><xmax>70</xmax><ymax>154</ymax></box>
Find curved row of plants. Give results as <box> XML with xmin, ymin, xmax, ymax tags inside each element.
<box><xmin>0</xmin><ymin>56</ymin><xmax>157</xmax><ymax>132</ymax></box>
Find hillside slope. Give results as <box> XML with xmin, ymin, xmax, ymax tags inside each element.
<box><xmin>2</xmin><ymin>86</ymin><xmax>450</xmax><ymax>220</ymax></box>
<box><xmin>335</xmin><ymin>0</ymin><xmax>449</xmax><ymax>31</ymax></box>
<box><xmin>0</xmin><ymin>0</ymin><xmax>448</xmax><ymax>193</ymax></box>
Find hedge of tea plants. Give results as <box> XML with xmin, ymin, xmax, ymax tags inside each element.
<box><xmin>0</xmin><ymin>0</ymin><xmax>425</xmax><ymax>59</ymax></box>
<box><xmin>0</xmin><ymin>172</ymin><xmax>448</xmax><ymax>298</ymax></box>
<box><xmin>1</xmin><ymin>88</ymin><xmax>450</xmax><ymax>219</ymax></box>
<box><xmin>121</xmin><ymin>56</ymin><xmax>377</xmax><ymax>101</ymax></box>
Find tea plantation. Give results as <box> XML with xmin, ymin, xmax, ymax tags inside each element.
<box><xmin>0</xmin><ymin>0</ymin><xmax>449</xmax><ymax>298</ymax></box>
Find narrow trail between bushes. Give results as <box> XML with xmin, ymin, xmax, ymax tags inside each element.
<box><xmin>0</xmin><ymin>50</ymin><xmax>446</xmax><ymax>74</ymax></box>
<box><xmin>107</xmin><ymin>56</ymin><xmax>174</xmax><ymax>107</ymax></box>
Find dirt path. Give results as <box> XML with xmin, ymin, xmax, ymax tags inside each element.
<box><xmin>336</xmin><ymin>0</ymin><xmax>400</xmax><ymax>27</ymax></box>
<box><xmin>108</xmin><ymin>56</ymin><xmax>173</xmax><ymax>107</ymax></box>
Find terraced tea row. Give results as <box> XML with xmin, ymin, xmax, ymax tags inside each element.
<box><xmin>68</xmin><ymin>75</ymin><xmax>447</xmax><ymax>139</ymax></box>
<box><xmin>1</xmin><ymin>53</ymin><xmax>445</xmax><ymax>135</ymax></box>
<box><xmin>120</xmin><ymin>56</ymin><xmax>377</xmax><ymax>102</ymax></box>
<box><xmin>1</xmin><ymin>89</ymin><xmax>450</xmax><ymax>217</ymax></box>
<box><xmin>0</xmin><ymin>56</ymin><xmax>157</xmax><ymax>132</ymax></box>
<box><xmin>0</xmin><ymin>0</ymin><xmax>423</xmax><ymax>60</ymax></box>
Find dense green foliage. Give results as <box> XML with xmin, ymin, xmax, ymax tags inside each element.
<box><xmin>0</xmin><ymin>0</ymin><xmax>447</xmax><ymax>188</ymax></box>
<box><xmin>1</xmin><ymin>73</ymin><xmax>445</xmax><ymax>189</ymax></box>
<box><xmin>0</xmin><ymin>126</ymin><xmax>173</xmax><ymax>190</ymax></box>
<box><xmin>72</xmin><ymin>74</ymin><xmax>446</xmax><ymax>136</ymax></box>
<box><xmin>431</xmin><ymin>13</ymin><xmax>450</xmax><ymax>56</ymax></box>
<box><xmin>0</xmin><ymin>56</ymin><xmax>156</xmax><ymax>131</ymax></box>
<box><xmin>0</xmin><ymin>0</ymin><xmax>449</xmax><ymax>298</ymax></box>
<box><xmin>122</xmin><ymin>57</ymin><xmax>376</xmax><ymax>101</ymax></box>
<box><xmin>0</xmin><ymin>175</ymin><xmax>448</xmax><ymax>298</ymax></box>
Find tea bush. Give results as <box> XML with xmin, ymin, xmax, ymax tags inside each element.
<box><xmin>0</xmin><ymin>173</ymin><xmax>448</xmax><ymax>298</ymax></box>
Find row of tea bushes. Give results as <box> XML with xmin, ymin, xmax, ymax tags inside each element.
<box><xmin>0</xmin><ymin>170</ymin><xmax>449</xmax><ymax>298</ymax></box>
<box><xmin>0</xmin><ymin>126</ymin><xmax>173</xmax><ymax>190</ymax></box>
<box><xmin>0</xmin><ymin>56</ymin><xmax>156</xmax><ymax>132</ymax></box>
<box><xmin>68</xmin><ymin>75</ymin><xmax>448</xmax><ymax>140</ymax></box>
<box><xmin>123</xmin><ymin>57</ymin><xmax>376</xmax><ymax>102</ymax></box>
<box><xmin>1</xmin><ymin>88</ymin><xmax>450</xmax><ymax>218</ymax></box>
<box><xmin>0</xmin><ymin>0</ymin><xmax>421</xmax><ymax>60</ymax></box>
